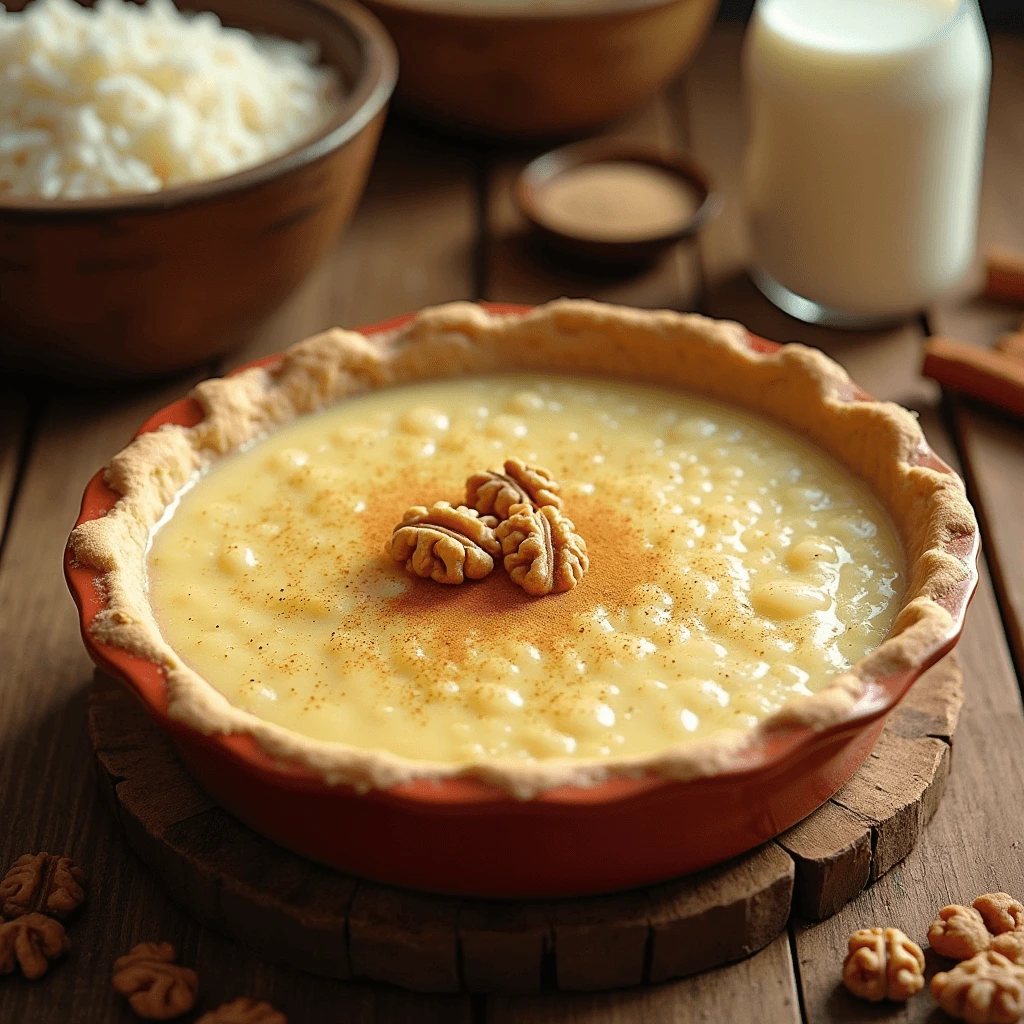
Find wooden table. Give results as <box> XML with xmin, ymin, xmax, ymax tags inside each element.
<box><xmin>2</xmin><ymin>25</ymin><xmax>1023</xmax><ymax>1024</ymax></box>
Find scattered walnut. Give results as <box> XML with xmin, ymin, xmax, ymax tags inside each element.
<box><xmin>495</xmin><ymin>502</ymin><xmax>589</xmax><ymax>597</ymax></box>
<box><xmin>387</xmin><ymin>502</ymin><xmax>500</xmax><ymax>584</ymax></box>
<box><xmin>112</xmin><ymin>942</ymin><xmax>199</xmax><ymax>1020</ymax></box>
<box><xmin>0</xmin><ymin>852</ymin><xmax>85</xmax><ymax>920</ymax></box>
<box><xmin>466</xmin><ymin>458</ymin><xmax>562</xmax><ymax>520</ymax></box>
<box><xmin>0</xmin><ymin>913</ymin><xmax>70</xmax><ymax>979</ymax></box>
<box><xmin>842</xmin><ymin>927</ymin><xmax>926</xmax><ymax>1002</ymax></box>
<box><xmin>195</xmin><ymin>997</ymin><xmax>287</xmax><ymax>1024</ymax></box>
<box><xmin>930</xmin><ymin>905</ymin><xmax>994</xmax><ymax>961</ymax></box>
<box><xmin>932</xmin><ymin>950</ymin><xmax>1024</xmax><ymax>1023</ymax></box>
<box><xmin>975</xmin><ymin>894</ymin><xmax>1024</xmax><ymax>937</ymax></box>
<box><xmin>991</xmin><ymin>932</ymin><xmax>1024</xmax><ymax>966</ymax></box>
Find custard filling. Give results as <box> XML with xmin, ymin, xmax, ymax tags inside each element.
<box><xmin>147</xmin><ymin>374</ymin><xmax>904</xmax><ymax>763</ymax></box>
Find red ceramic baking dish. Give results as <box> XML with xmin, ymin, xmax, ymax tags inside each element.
<box><xmin>65</xmin><ymin>305</ymin><xmax>980</xmax><ymax>897</ymax></box>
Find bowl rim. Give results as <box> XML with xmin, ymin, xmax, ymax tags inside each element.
<box><xmin>65</xmin><ymin>304</ymin><xmax>981</xmax><ymax>809</ymax></box>
<box><xmin>362</xmin><ymin>0</ymin><xmax>693</xmax><ymax>23</ymax></box>
<box><xmin>0</xmin><ymin>0</ymin><xmax>398</xmax><ymax>219</ymax></box>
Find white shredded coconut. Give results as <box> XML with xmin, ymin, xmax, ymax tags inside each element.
<box><xmin>0</xmin><ymin>0</ymin><xmax>341</xmax><ymax>199</ymax></box>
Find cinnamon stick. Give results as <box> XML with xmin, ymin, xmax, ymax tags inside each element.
<box><xmin>984</xmin><ymin>246</ymin><xmax>1024</xmax><ymax>304</ymax></box>
<box><xmin>923</xmin><ymin>337</ymin><xmax>1024</xmax><ymax>419</ymax></box>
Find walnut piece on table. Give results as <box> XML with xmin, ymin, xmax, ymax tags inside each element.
<box><xmin>496</xmin><ymin>502</ymin><xmax>589</xmax><ymax>596</ymax></box>
<box><xmin>0</xmin><ymin>852</ymin><xmax>85</xmax><ymax>920</ymax></box>
<box><xmin>842</xmin><ymin>927</ymin><xmax>925</xmax><ymax>1002</ymax></box>
<box><xmin>112</xmin><ymin>941</ymin><xmax>199</xmax><ymax>1020</ymax></box>
<box><xmin>932</xmin><ymin>950</ymin><xmax>1024</xmax><ymax>1023</ymax></box>
<box><xmin>0</xmin><ymin>912</ymin><xmax>70</xmax><ymax>979</ymax></box>
<box><xmin>931</xmin><ymin>905</ymin><xmax>995</xmax><ymax>960</ymax></box>
<box><xmin>387</xmin><ymin>502</ymin><xmax>500</xmax><ymax>584</ymax></box>
<box><xmin>196</xmin><ymin>997</ymin><xmax>287</xmax><ymax>1024</ymax></box>
<box><xmin>466</xmin><ymin>458</ymin><xmax>561</xmax><ymax>521</ymax></box>
<box><xmin>976</xmin><ymin>894</ymin><xmax>1024</xmax><ymax>937</ymax></box>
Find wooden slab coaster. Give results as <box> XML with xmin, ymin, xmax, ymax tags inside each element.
<box><xmin>88</xmin><ymin>652</ymin><xmax>962</xmax><ymax>994</ymax></box>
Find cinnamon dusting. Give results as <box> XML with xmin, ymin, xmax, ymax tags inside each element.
<box><xmin>382</xmin><ymin>496</ymin><xmax>651</xmax><ymax>665</ymax></box>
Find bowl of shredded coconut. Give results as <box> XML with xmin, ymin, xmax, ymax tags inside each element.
<box><xmin>0</xmin><ymin>0</ymin><xmax>397</xmax><ymax>377</ymax></box>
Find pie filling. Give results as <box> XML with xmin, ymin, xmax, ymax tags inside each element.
<box><xmin>147</xmin><ymin>373</ymin><xmax>904</xmax><ymax>764</ymax></box>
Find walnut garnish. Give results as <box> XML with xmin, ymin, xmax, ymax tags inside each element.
<box><xmin>0</xmin><ymin>852</ymin><xmax>85</xmax><ymax>920</ymax></box>
<box><xmin>0</xmin><ymin>913</ymin><xmax>70</xmax><ymax>979</ymax></box>
<box><xmin>930</xmin><ymin>905</ymin><xmax>993</xmax><ymax>961</ymax></box>
<box><xmin>112</xmin><ymin>942</ymin><xmax>199</xmax><ymax>1020</ymax></box>
<box><xmin>975</xmin><ymin>893</ymin><xmax>1024</xmax><ymax>936</ymax></box>
<box><xmin>387</xmin><ymin>502</ymin><xmax>500</xmax><ymax>584</ymax></box>
<box><xmin>495</xmin><ymin>502</ymin><xmax>589</xmax><ymax>596</ymax></box>
<box><xmin>196</xmin><ymin>997</ymin><xmax>287</xmax><ymax>1024</ymax></box>
<box><xmin>466</xmin><ymin>458</ymin><xmax>561</xmax><ymax>520</ymax></box>
<box><xmin>842</xmin><ymin>927</ymin><xmax>925</xmax><ymax>1002</ymax></box>
<box><xmin>932</xmin><ymin>950</ymin><xmax>1024</xmax><ymax>1023</ymax></box>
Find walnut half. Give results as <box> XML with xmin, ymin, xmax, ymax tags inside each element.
<box><xmin>196</xmin><ymin>997</ymin><xmax>288</xmax><ymax>1024</ymax></box>
<box><xmin>929</xmin><ymin>893</ymin><xmax>1024</xmax><ymax>963</ymax></box>
<box><xmin>0</xmin><ymin>852</ymin><xmax>85</xmax><ymax>921</ymax></box>
<box><xmin>466</xmin><ymin>458</ymin><xmax>561</xmax><ymax>521</ymax></box>
<box><xmin>0</xmin><ymin>913</ymin><xmax>70</xmax><ymax>980</ymax></box>
<box><xmin>930</xmin><ymin>904</ymin><xmax>993</xmax><ymax>961</ymax></box>
<box><xmin>387</xmin><ymin>502</ymin><xmax>500</xmax><ymax>584</ymax></box>
<box><xmin>932</xmin><ymin>950</ymin><xmax>1024</xmax><ymax>1023</ymax></box>
<box><xmin>975</xmin><ymin>893</ymin><xmax>1024</xmax><ymax>937</ymax></box>
<box><xmin>495</xmin><ymin>503</ymin><xmax>589</xmax><ymax>597</ymax></box>
<box><xmin>112</xmin><ymin>942</ymin><xmax>199</xmax><ymax>1020</ymax></box>
<box><xmin>842</xmin><ymin>927</ymin><xmax>925</xmax><ymax>1002</ymax></box>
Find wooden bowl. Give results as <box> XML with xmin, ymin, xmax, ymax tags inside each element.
<box><xmin>361</xmin><ymin>0</ymin><xmax>719</xmax><ymax>139</ymax></box>
<box><xmin>65</xmin><ymin>305</ymin><xmax>981</xmax><ymax>898</ymax></box>
<box><xmin>0</xmin><ymin>0</ymin><xmax>397</xmax><ymax>380</ymax></box>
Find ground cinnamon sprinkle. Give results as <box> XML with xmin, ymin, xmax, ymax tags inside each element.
<box><xmin>362</xmin><ymin>477</ymin><xmax>656</xmax><ymax>667</ymax></box>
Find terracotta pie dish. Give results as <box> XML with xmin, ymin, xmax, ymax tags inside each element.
<box><xmin>65</xmin><ymin>301</ymin><xmax>980</xmax><ymax>897</ymax></box>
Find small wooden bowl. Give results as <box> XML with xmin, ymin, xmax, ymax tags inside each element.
<box><xmin>0</xmin><ymin>0</ymin><xmax>397</xmax><ymax>380</ymax></box>
<box><xmin>516</xmin><ymin>141</ymin><xmax>722</xmax><ymax>264</ymax></box>
<box><xmin>361</xmin><ymin>0</ymin><xmax>720</xmax><ymax>139</ymax></box>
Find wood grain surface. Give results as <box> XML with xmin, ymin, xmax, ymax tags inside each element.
<box><xmin>929</xmin><ymin>36</ymin><xmax>1024</xmax><ymax>683</ymax></box>
<box><xmin>1</xmin><ymin>24</ymin><xmax>1022</xmax><ymax>1024</ymax></box>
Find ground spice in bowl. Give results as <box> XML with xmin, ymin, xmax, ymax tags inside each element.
<box><xmin>536</xmin><ymin>161</ymin><xmax>700</xmax><ymax>243</ymax></box>
<box><xmin>516</xmin><ymin>141</ymin><xmax>720</xmax><ymax>265</ymax></box>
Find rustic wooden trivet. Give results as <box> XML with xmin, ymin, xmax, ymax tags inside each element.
<box><xmin>88</xmin><ymin>653</ymin><xmax>962</xmax><ymax>994</ymax></box>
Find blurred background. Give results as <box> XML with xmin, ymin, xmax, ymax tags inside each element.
<box><xmin>718</xmin><ymin>0</ymin><xmax>1023</xmax><ymax>30</ymax></box>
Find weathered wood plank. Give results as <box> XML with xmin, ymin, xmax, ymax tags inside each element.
<box><xmin>778</xmin><ymin>802</ymin><xmax>872</xmax><ymax>923</ymax></box>
<box><xmin>489</xmin><ymin>932</ymin><xmax>802</xmax><ymax>1024</ymax></box>
<box><xmin>646</xmin><ymin>842</ymin><xmax>795</xmax><ymax>983</ymax></box>
<box><xmin>928</xmin><ymin>36</ymin><xmax>1024</xmax><ymax>682</ymax></box>
<box><xmin>0</xmin><ymin>118</ymin><xmax>477</xmax><ymax>1024</ymax></box>
<box><xmin>0</xmin><ymin>387</ymin><xmax>30</xmax><ymax>553</ymax></box>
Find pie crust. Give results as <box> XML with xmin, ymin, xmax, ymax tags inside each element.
<box><xmin>68</xmin><ymin>300</ymin><xmax>976</xmax><ymax>798</ymax></box>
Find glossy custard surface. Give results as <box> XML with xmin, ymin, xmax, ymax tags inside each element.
<box><xmin>148</xmin><ymin>375</ymin><xmax>904</xmax><ymax>762</ymax></box>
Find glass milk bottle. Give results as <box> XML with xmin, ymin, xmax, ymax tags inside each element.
<box><xmin>743</xmin><ymin>0</ymin><xmax>990</xmax><ymax>328</ymax></box>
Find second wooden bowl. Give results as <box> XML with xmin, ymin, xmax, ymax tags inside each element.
<box><xmin>0</xmin><ymin>0</ymin><xmax>397</xmax><ymax>380</ymax></box>
<box><xmin>362</xmin><ymin>0</ymin><xmax>720</xmax><ymax>139</ymax></box>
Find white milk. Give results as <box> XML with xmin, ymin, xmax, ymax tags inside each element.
<box><xmin>743</xmin><ymin>0</ymin><xmax>990</xmax><ymax>324</ymax></box>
